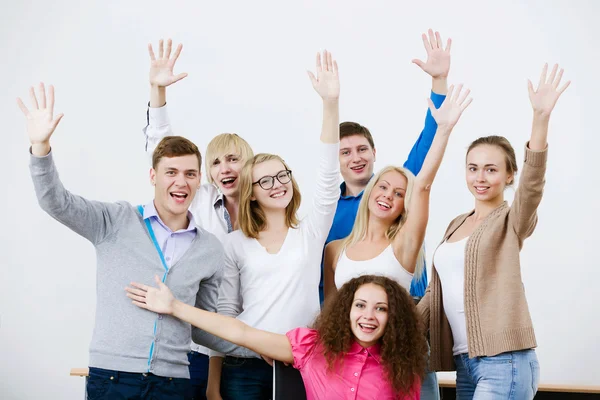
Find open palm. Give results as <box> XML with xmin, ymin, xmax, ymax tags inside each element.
<box><xmin>149</xmin><ymin>39</ymin><xmax>188</xmax><ymax>87</ymax></box>
<box><xmin>126</xmin><ymin>276</ymin><xmax>176</xmax><ymax>315</ymax></box>
<box><xmin>412</xmin><ymin>29</ymin><xmax>451</xmax><ymax>79</ymax></box>
<box><xmin>308</xmin><ymin>50</ymin><xmax>340</xmax><ymax>101</ymax></box>
<box><xmin>429</xmin><ymin>84</ymin><xmax>472</xmax><ymax>129</ymax></box>
<box><xmin>528</xmin><ymin>63</ymin><xmax>570</xmax><ymax>117</ymax></box>
<box><xmin>16</xmin><ymin>83</ymin><xmax>63</xmax><ymax>145</ymax></box>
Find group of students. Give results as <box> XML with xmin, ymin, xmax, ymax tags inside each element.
<box><xmin>18</xmin><ymin>29</ymin><xmax>570</xmax><ymax>400</ymax></box>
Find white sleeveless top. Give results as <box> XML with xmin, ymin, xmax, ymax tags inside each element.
<box><xmin>334</xmin><ymin>244</ymin><xmax>414</xmax><ymax>291</ymax></box>
<box><xmin>433</xmin><ymin>236</ymin><xmax>469</xmax><ymax>355</ymax></box>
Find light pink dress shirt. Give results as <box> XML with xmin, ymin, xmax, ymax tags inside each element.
<box><xmin>286</xmin><ymin>328</ymin><xmax>420</xmax><ymax>400</ymax></box>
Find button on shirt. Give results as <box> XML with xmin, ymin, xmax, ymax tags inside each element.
<box><xmin>286</xmin><ymin>328</ymin><xmax>419</xmax><ymax>399</ymax></box>
<box><xmin>142</xmin><ymin>201</ymin><xmax>198</xmax><ymax>268</ymax></box>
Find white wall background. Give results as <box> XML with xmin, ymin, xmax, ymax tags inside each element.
<box><xmin>1</xmin><ymin>0</ymin><xmax>598</xmax><ymax>398</ymax></box>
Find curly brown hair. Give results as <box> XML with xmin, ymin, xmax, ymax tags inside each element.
<box><xmin>313</xmin><ymin>275</ymin><xmax>427</xmax><ymax>394</ymax></box>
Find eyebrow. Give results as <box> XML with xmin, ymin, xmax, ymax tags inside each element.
<box><xmin>354</xmin><ymin>298</ymin><xmax>388</xmax><ymax>306</ymax></box>
<box><xmin>166</xmin><ymin>167</ymin><xmax>199</xmax><ymax>173</ymax></box>
<box><xmin>468</xmin><ymin>163</ymin><xmax>498</xmax><ymax>167</ymax></box>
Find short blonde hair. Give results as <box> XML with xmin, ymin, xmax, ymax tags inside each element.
<box><xmin>205</xmin><ymin>133</ymin><xmax>254</xmax><ymax>184</ymax></box>
<box><xmin>238</xmin><ymin>154</ymin><xmax>301</xmax><ymax>239</ymax></box>
<box><xmin>342</xmin><ymin>165</ymin><xmax>425</xmax><ymax>280</ymax></box>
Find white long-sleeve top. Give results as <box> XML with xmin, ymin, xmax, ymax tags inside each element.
<box><xmin>211</xmin><ymin>142</ymin><xmax>340</xmax><ymax>358</ymax></box>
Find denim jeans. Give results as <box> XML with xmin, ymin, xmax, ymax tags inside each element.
<box><xmin>86</xmin><ymin>367</ymin><xmax>190</xmax><ymax>400</ymax></box>
<box><xmin>220</xmin><ymin>356</ymin><xmax>273</xmax><ymax>400</ymax></box>
<box><xmin>188</xmin><ymin>351</ymin><xmax>209</xmax><ymax>400</ymax></box>
<box><xmin>454</xmin><ymin>349</ymin><xmax>540</xmax><ymax>400</ymax></box>
<box><xmin>420</xmin><ymin>341</ymin><xmax>440</xmax><ymax>400</ymax></box>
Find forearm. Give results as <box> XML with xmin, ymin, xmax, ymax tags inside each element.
<box><xmin>529</xmin><ymin>113</ymin><xmax>550</xmax><ymax>151</ymax></box>
<box><xmin>206</xmin><ymin>356</ymin><xmax>223</xmax><ymax>397</ymax></box>
<box><xmin>432</xmin><ymin>77</ymin><xmax>448</xmax><ymax>95</ymax></box>
<box><xmin>414</xmin><ymin>127</ymin><xmax>451</xmax><ymax>189</ymax></box>
<box><xmin>150</xmin><ymin>85</ymin><xmax>166</xmax><ymax>108</ymax></box>
<box><xmin>320</xmin><ymin>99</ymin><xmax>339</xmax><ymax>144</ymax></box>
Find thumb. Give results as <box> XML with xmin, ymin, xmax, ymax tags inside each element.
<box><xmin>154</xmin><ymin>275</ymin><xmax>162</xmax><ymax>286</ymax></box>
<box><xmin>527</xmin><ymin>79</ymin><xmax>535</xmax><ymax>97</ymax></box>
<box><xmin>307</xmin><ymin>71</ymin><xmax>317</xmax><ymax>87</ymax></box>
<box><xmin>412</xmin><ymin>59</ymin><xmax>426</xmax><ymax>70</ymax></box>
<box><xmin>426</xmin><ymin>98</ymin><xmax>436</xmax><ymax>114</ymax></box>
<box><xmin>172</xmin><ymin>72</ymin><xmax>188</xmax><ymax>84</ymax></box>
<box><xmin>51</xmin><ymin>113</ymin><xmax>64</xmax><ymax>131</ymax></box>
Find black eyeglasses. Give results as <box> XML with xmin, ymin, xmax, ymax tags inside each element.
<box><xmin>253</xmin><ymin>170</ymin><xmax>292</xmax><ymax>190</ymax></box>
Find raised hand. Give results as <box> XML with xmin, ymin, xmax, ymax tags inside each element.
<box><xmin>528</xmin><ymin>63</ymin><xmax>570</xmax><ymax>117</ymax></box>
<box><xmin>428</xmin><ymin>84</ymin><xmax>472</xmax><ymax>130</ymax></box>
<box><xmin>148</xmin><ymin>39</ymin><xmax>188</xmax><ymax>87</ymax></box>
<box><xmin>17</xmin><ymin>83</ymin><xmax>64</xmax><ymax>154</ymax></box>
<box><xmin>308</xmin><ymin>50</ymin><xmax>340</xmax><ymax>101</ymax></box>
<box><xmin>412</xmin><ymin>29</ymin><xmax>451</xmax><ymax>79</ymax></box>
<box><xmin>126</xmin><ymin>275</ymin><xmax>176</xmax><ymax>315</ymax></box>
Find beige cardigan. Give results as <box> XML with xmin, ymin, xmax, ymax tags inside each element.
<box><xmin>418</xmin><ymin>143</ymin><xmax>547</xmax><ymax>371</ymax></box>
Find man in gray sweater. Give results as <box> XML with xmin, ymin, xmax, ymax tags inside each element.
<box><xmin>19</xmin><ymin>83</ymin><xmax>229</xmax><ymax>399</ymax></box>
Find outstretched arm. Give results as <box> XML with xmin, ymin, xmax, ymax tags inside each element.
<box><xmin>126</xmin><ymin>277</ymin><xmax>295</xmax><ymax>364</ymax></box>
<box><xmin>404</xmin><ymin>29</ymin><xmax>452</xmax><ymax>175</ymax></box>
<box><xmin>394</xmin><ymin>85</ymin><xmax>473</xmax><ymax>271</ymax></box>
<box><xmin>144</xmin><ymin>39</ymin><xmax>188</xmax><ymax>156</ymax></box>
<box><xmin>510</xmin><ymin>64</ymin><xmax>570</xmax><ymax>239</ymax></box>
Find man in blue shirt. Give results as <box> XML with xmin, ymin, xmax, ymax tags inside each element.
<box><xmin>319</xmin><ymin>29</ymin><xmax>451</xmax><ymax>303</ymax></box>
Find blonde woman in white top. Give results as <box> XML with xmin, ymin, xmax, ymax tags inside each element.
<box><xmin>205</xmin><ymin>50</ymin><xmax>341</xmax><ymax>400</ymax></box>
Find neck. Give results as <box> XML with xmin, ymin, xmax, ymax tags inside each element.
<box><xmin>364</xmin><ymin>214</ymin><xmax>391</xmax><ymax>242</ymax></box>
<box><xmin>154</xmin><ymin>200</ymin><xmax>189</xmax><ymax>231</ymax></box>
<box><xmin>472</xmin><ymin>195</ymin><xmax>505</xmax><ymax>221</ymax></box>
<box><xmin>344</xmin><ymin>179</ymin><xmax>369</xmax><ymax>197</ymax></box>
<box><xmin>262</xmin><ymin>208</ymin><xmax>288</xmax><ymax>232</ymax></box>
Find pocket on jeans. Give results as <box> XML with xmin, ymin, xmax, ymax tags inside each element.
<box><xmin>530</xmin><ymin>359</ymin><xmax>540</xmax><ymax>393</ymax></box>
<box><xmin>478</xmin><ymin>352</ymin><xmax>513</xmax><ymax>364</ymax></box>
<box><xmin>86</xmin><ymin>376</ymin><xmax>109</xmax><ymax>400</ymax></box>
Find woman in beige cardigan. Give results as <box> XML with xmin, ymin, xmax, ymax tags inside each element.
<box><xmin>418</xmin><ymin>63</ymin><xmax>570</xmax><ymax>399</ymax></box>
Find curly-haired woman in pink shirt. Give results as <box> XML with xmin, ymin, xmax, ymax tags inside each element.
<box><xmin>126</xmin><ymin>274</ymin><xmax>427</xmax><ymax>399</ymax></box>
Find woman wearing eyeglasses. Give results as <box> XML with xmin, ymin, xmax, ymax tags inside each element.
<box><xmin>206</xmin><ymin>50</ymin><xmax>341</xmax><ymax>400</ymax></box>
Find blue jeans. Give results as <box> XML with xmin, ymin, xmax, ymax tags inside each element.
<box><xmin>454</xmin><ymin>349</ymin><xmax>540</xmax><ymax>400</ymax></box>
<box><xmin>420</xmin><ymin>342</ymin><xmax>440</xmax><ymax>400</ymax></box>
<box><xmin>188</xmin><ymin>351</ymin><xmax>209</xmax><ymax>400</ymax></box>
<box><xmin>220</xmin><ymin>356</ymin><xmax>273</xmax><ymax>400</ymax></box>
<box><xmin>86</xmin><ymin>367</ymin><xmax>190</xmax><ymax>400</ymax></box>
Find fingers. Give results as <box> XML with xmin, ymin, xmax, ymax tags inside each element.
<box><xmin>451</xmin><ymin>84</ymin><xmax>464</xmax><ymax>103</ymax></box>
<box><xmin>538</xmin><ymin>63</ymin><xmax>548</xmax><ymax>89</ymax></box>
<box><xmin>29</xmin><ymin>87</ymin><xmax>39</xmax><ymax>110</ymax></box>
<box><xmin>426</xmin><ymin>98</ymin><xmax>436</xmax><ymax>114</ymax></box>
<box><xmin>460</xmin><ymin>97</ymin><xmax>473</xmax><ymax>111</ymax></box>
<box><xmin>172</xmin><ymin>73</ymin><xmax>188</xmax><ymax>84</ymax></box>
<box><xmin>435</xmin><ymin>31</ymin><xmax>442</xmax><ymax>49</ymax></box>
<box><xmin>16</xmin><ymin>98</ymin><xmax>29</xmax><ymax>116</ymax></box>
<box><xmin>445</xmin><ymin>38</ymin><xmax>452</xmax><ymax>53</ymax></box>
<box><xmin>457</xmin><ymin>87</ymin><xmax>470</xmax><ymax>105</ymax></box>
<box><xmin>171</xmin><ymin>43</ymin><xmax>183</xmax><ymax>64</ymax></box>
<box><xmin>554</xmin><ymin>68</ymin><xmax>564</xmax><ymax>88</ymax></box>
<box><xmin>130</xmin><ymin>299</ymin><xmax>150</xmax><ymax>310</ymax></box>
<box><xmin>527</xmin><ymin>79</ymin><xmax>535</xmax><ymax>97</ymax></box>
<box><xmin>558</xmin><ymin>80</ymin><xmax>571</xmax><ymax>95</ymax></box>
<box><xmin>165</xmin><ymin>39</ymin><xmax>172</xmax><ymax>59</ymax></box>
<box><xmin>129</xmin><ymin>281</ymin><xmax>149</xmax><ymax>291</ymax></box>
<box><xmin>421</xmin><ymin>33</ymin><xmax>431</xmax><ymax>52</ymax></box>
<box><xmin>148</xmin><ymin>43</ymin><xmax>156</xmax><ymax>61</ymax></box>
<box><xmin>51</xmin><ymin>113</ymin><xmax>64</xmax><ymax>130</ymax></box>
<box><xmin>327</xmin><ymin>51</ymin><xmax>333</xmax><ymax>72</ymax></box>
<box><xmin>428</xmin><ymin>29</ymin><xmax>436</xmax><ymax>49</ymax></box>
<box><xmin>154</xmin><ymin>275</ymin><xmax>161</xmax><ymax>286</ymax></box>
<box><xmin>158</xmin><ymin>39</ymin><xmax>164</xmax><ymax>59</ymax></box>
<box><xmin>333</xmin><ymin>60</ymin><xmax>338</xmax><ymax>76</ymax></box>
<box><xmin>126</xmin><ymin>291</ymin><xmax>148</xmax><ymax>303</ymax></box>
<box><xmin>446</xmin><ymin>84</ymin><xmax>455</xmax><ymax>99</ymax></box>
<box><xmin>547</xmin><ymin>63</ymin><xmax>558</xmax><ymax>84</ymax></box>
<box><xmin>126</xmin><ymin>286</ymin><xmax>148</xmax><ymax>297</ymax></box>
<box><xmin>48</xmin><ymin>85</ymin><xmax>55</xmax><ymax>116</ymax></box>
<box><xmin>316</xmin><ymin>52</ymin><xmax>322</xmax><ymax>72</ymax></box>
<box><xmin>38</xmin><ymin>82</ymin><xmax>46</xmax><ymax>109</ymax></box>
<box><xmin>307</xmin><ymin>71</ymin><xmax>317</xmax><ymax>87</ymax></box>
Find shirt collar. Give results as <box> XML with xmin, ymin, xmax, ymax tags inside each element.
<box><xmin>339</xmin><ymin>173</ymin><xmax>374</xmax><ymax>200</ymax></box>
<box><xmin>347</xmin><ymin>340</ymin><xmax>382</xmax><ymax>364</ymax></box>
<box><xmin>213</xmin><ymin>191</ymin><xmax>225</xmax><ymax>209</ymax></box>
<box><xmin>143</xmin><ymin>201</ymin><xmax>199</xmax><ymax>232</ymax></box>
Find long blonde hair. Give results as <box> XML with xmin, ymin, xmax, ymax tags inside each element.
<box><xmin>238</xmin><ymin>153</ymin><xmax>302</xmax><ymax>239</ymax></box>
<box><xmin>205</xmin><ymin>133</ymin><xmax>254</xmax><ymax>184</ymax></box>
<box><xmin>342</xmin><ymin>166</ymin><xmax>425</xmax><ymax>280</ymax></box>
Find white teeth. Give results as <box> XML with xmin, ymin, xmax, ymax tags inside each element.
<box><xmin>171</xmin><ymin>193</ymin><xmax>187</xmax><ymax>198</ymax></box>
<box><xmin>221</xmin><ymin>178</ymin><xmax>235</xmax><ymax>184</ymax></box>
<box><xmin>377</xmin><ymin>201</ymin><xmax>390</xmax><ymax>209</ymax></box>
<box><xmin>351</xmin><ymin>165</ymin><xmax>365</xmax><ymax>170</ymax></box>
<box><xmin>359</xmin><ymin>323</ymin><xmax>376</xmax><ymax>329</ymax></box>
<box><xmin>271</xmin><ymin>192</ymin><xmax>285</xmax><ymax>198</ymax></box>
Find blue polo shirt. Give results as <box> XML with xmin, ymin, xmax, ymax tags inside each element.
<box><xmin>319</xmin><ymin>90</ymin><xmax>447</xmax><ymax>303</ymax></box>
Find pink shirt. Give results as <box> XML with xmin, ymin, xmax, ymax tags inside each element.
<box><xmin>286</xmin><ymin>328</ymin><xmax>420</xmax><ymax>400</ymax></box>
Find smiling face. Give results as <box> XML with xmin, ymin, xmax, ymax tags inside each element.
<box><xmin>466</xmin><ymin>144</ymin><xmax>513</xmax><ymax>203</ymax></box>
<box><xmin>367</xmin><ymin>170</ymin><xmax>407</xmax><ymax>223</ymax></box>
<box><xmin>339</xmin><ymin>134</ymin><xmax>376</xmax><ymax>188</ymax></box>
<box><xmin>151</xmin><ymin>154</ymin><xmax>201</xmax><ymax>219</ymax></box>
<box><xmin>349</xmin><ymin>283</ymin><xmax>389</xmax><ymax>348</ymax></box>
<box><xmin>251</xmin><ymin>159</ymin><xmax>294</xmax><ymax>211</ymax></box>
<box><xmin>209</xmin><ymin>146</ymin><xmax>245</xmax><ymax>198</ymax></box>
